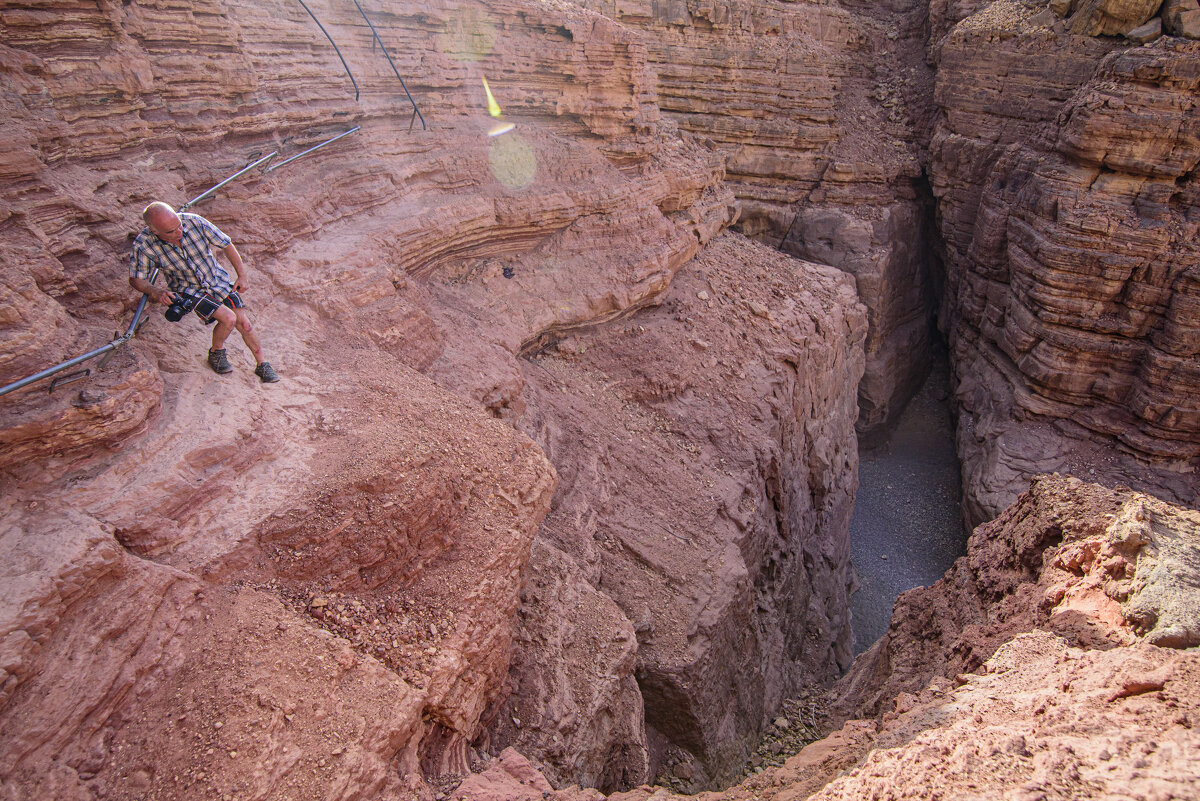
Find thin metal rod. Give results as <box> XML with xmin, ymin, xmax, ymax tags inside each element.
<box><xmin>296</xmin><ymin>0</ymin><xmax>360</xmax><ymax>101</ymax></box>
<box><xmin>778</xmin><ymin>211</ymin><xmax>801</xmax><ymax>252</ymax></box>
<box><xmin>351</xmin><ymin>0</ymin><xmax>426</xmax><ymax>130</ymax></box>
<box><xmin>181</xmin><ymin>151</ymin><xmax>279</xmax><ymax>210</ymax></box>
<box><xmin>49</xmin><ymin>369</ymin><xmax>90</xmax><ymax>393</ymax></box>
<box><xmin>0</xmin><ymin>294</ymin><xmax>144</xmax><ymax>397</ymax></box>
<box><xmin>264</xmin><ymin>126</ymin><xmax>360</xmax><ymax>172</ymax></box>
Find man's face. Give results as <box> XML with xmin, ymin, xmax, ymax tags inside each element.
<box><xmin>151</xmin><ymin>213</ymin><xmax>183</xmax><ymax>246</ymax></box>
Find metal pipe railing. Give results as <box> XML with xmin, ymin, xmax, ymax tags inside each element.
<box><xmin>265</xmin><ymin>126</ymin><xmax>359</xmax><ymax>172</ymax></box>
<box><xmin>296</xmin><ymin>0</ymin><xmax>360</xmax><ymax>101</ymax></box>
<box><xmin>2</xmin><ymin>149</ymin><xmax>286</xmax><ymax>398</ymax></box>
<box><xmin>180</xmin><ymin>151</ymin><xmax>279</xmax><ymax>210</ymax></box>
<box><xmin>351</xmin><ymin>0</ymin><xmax>426</xmax><ymax>130</ymax></box>
<box><xmin>0</xmin><ymin>295</ymin><xmax>151</xmax><ymax>397</ymax></box>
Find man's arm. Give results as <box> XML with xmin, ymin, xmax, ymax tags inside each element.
<box><xmin>221</xmin><ymin>243</ymin><xmax>249</xmax><ymax>291</ymax></box>
<box><xmin>130</xmin><ymin>275</ymin><xmax>174</xmax><ymax>306</ymax></box>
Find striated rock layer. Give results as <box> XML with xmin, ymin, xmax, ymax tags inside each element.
<box><xmin>576</xmin><ymin>0</ymin><xmax>942</xmax><ymax>439</ymax></box>
<box><xmin>928</xmin><ymin>0</ymin><xmax>1200</xmax><ymax>526</ymax></box>
<box><xmin>485</xmin><ymin>235</ymin><xmax>865</xmax><ymax>789</ymax></box>
<box><xmin>0</xmin><ymin>0</ymin><xmax>868</xmax><ymax>798</ymax></box>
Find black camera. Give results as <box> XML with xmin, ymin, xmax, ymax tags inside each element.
<box><xmin>164</xmin><ymin>289</ymin><xmax>201</xmax><ymax>322</ymax></box>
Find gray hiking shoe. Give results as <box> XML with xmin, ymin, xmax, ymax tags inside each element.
<box><xmin>208</xmin><ymin>348</ymin><xmax>233</xmax><ymax>374</ymax></box>
<box><xmin>255</xmin><ymin>361</ymin><xmax>280</xmax><ymax>383</ymax></box>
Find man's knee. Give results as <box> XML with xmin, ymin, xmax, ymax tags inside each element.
<box><xmin>212</xmin><ymin>306</ymin><xmax>237</xmax><ymax>327</ymax></box>
<box><xmin>235</xmin><ymin>311</ymin><xmax>254</xmax><ymax>334</ymax></box>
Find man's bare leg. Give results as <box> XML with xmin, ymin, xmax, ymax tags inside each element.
<box><xmin>210</xmin><ymin>306</ymin><xmax>236</xmax><ymax>353</ymax></box>
<box><xmin>232</xmin><ymin>307</ymin><xmax>265</xmax><ymax>365</ymax></box>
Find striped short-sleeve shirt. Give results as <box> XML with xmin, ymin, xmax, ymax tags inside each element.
<box><xmin>129</xmin><ymin>212</ymin><xmax>235</xmax><ymax>300</ymax></box>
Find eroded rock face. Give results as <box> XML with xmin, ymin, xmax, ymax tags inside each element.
<box><xmin>0</xmin><ymin>354</ymin><xmax>557</xmax><ymax>800</ymax></box>
<box><xmin>463</xmin><ymin>476</ymin><xmax>1200</xmax><ymax>801</ymax></box>
<box><xmin>1069</xmin><ymin>0</ymin><xmax>1165</xmax><ymax>35</ymax></box>
<box><xmin>574</xmin><ymin>0</ymin><xmax>940</xmax><ymax>439</ymax></box>
<box><xmin>929</xmin><ymin>1</ymin><xmax>1200</xmax><ymax>526</ymax></box>
<box><xmin>483</xmin><ymin>235</ymin><xmax>865</xmax><ymax>789</ymax></box>
<box><xmin>836</xmin><ymin>474</ymin><xmax>1200</xmax><ymax>716</ymax></box>
<box><xmin>0</xmin><ymin>1</ymin><xmax>868</xmax><ymax>798</ymax></box>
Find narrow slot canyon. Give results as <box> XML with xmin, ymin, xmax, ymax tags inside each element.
<box><xmin>1</xmin><ymin>1</ymin><xmax>1198</xmax><ymax>800</ymax></box>
<box><xmin>848</xmin><ymin>342</ymin><xmax>965</xmax><ymax>655</ymax></box>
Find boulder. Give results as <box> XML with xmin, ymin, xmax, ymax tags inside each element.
<box><xmin>485</xmin><ymin>234</ymin><xmax>867</xmax><ymax>787</ymax></box>
<box><xmin>1125</xmin><ymin>16</ymin><xmax>1164</xmax><ymax>39</ymax></box>
<box><xmin>1179</xmin><ymin>8</ymin><xmax>1200</xmax><ymax>36</ymax></box>
<box><xmin>1069</xmin><ymin>0</ymin><xmax>1164</xmax><ymax>34</ymax></box>
<box><xmin>1163</xmin><ymin>0</ymin><xmax>1200</xmax><ymax>35</ymax></box>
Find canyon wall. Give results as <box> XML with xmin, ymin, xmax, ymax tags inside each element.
<box><xmin>484</xmin><ymin>236</ymin><xmax>864</xmax><ymax>789</ymax></box>
<box><xmin>573</xmin><ymin>0</ymin><xmax>941</xmax><ymax>439</ymax></box>
<box><xmin>0</xmin><ymin>0</ymin><xmax>866</xmax><ymax>797</ymax></box>
<box><xmin>2</xmin><ymin>0</ymin><xmax>1198</xmax><ymax>798</ymax></box>
<box><xmin>455</xmin><ymin>475</ymin><xmax>1200</xmax><ymax>801</ymax></box>
<box><xmin>927</xmin><ymin>0</ymin><xmax>1200</xmax><ymax>525</ymax></box>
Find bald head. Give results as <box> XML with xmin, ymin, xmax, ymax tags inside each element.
<box><xmin>143</xmin><ymin>201</ymin><xmax>176</xmax><ymax>226</ymax></box>
<box><xmin>143</xmin><ymin>202</ymin><xmax>183</xmax><ymax>245</ymax></box>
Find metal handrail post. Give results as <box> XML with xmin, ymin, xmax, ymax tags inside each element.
<box><xmin>351</xmin><ymin>0</ymin><xmax>426</xmax><ymax>130</ymax></box>
<box><xmin>296</xmin><ymin>0</ymin><xmax>360</xmax><ymax>101</ymax></box>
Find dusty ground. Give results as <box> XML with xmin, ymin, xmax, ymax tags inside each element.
<box><xmin>849</xmin><ymin>344</ymin><xmax>965</xmax><ymax>652</ymax></box>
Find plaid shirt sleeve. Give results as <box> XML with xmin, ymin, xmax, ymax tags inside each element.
<box><xmin>193</xmin><ymin>215</ymin><xmax>232</xmax><ymax>249</ymax></box>
<box><xmin>129</xmin><ymin>234</ymin><xmax>157</xmax><ymax>281</ymax></box>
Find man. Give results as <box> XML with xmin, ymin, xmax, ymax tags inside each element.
<box><xmin>129</xmin><ymin>201</ymin><xmax>279</xmax><ymax>383</ymax></box>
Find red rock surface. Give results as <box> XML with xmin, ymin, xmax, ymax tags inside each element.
<box><xmin>456</xmin><ymin>475</ymin><xmax>1200</xmax><ymax>801</ymax></box>
<box><xmin>3</xmin><ymin>0</ymin><xmax>1199</xmax><ymax>799</ymax></box>
<box><xmin>0</xmin><ymin>1</ymin><xmax>865</xmax><ymax>798</ymax></box>
<box><xmin>576</xmin><ymin>0</ymin><xmax>942</xmax><ymax>438</ymax></box>
<box><xmin>836</xmin><ymin>474</ymin><xmax>1200</xmax><ymax>716</ymax></box>
<box><xmin>486</xmin><ymin>235</ymin><xmax>865</xmax><ymax>789</ymax></box>
<box><xmin>928</xmin><ymin>0</ymin><xmax>1200</xmax><ymax>525</ymax></box>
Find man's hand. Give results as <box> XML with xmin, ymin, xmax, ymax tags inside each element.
<box><xmin>131</xmin><ymin>276</ymin><xmax>173</xmax><ymax>305</ymax></box>
<box><xmin>234</xmin><ymin>276</ymin><xmax>248</xmax><ymax>293</ymax></box>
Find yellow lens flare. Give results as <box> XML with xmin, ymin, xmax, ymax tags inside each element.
<box><xmin>481</xmin><ymin>76</ymin><xmax>515</xmax><ymax>137</ymax></box>
<box><xmin>482</xmin><ymin>76</ymin><xmax>502</xmax><ymax>118</ymax></box>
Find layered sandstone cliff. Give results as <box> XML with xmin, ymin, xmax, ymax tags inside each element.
<box><xmin>0</xmin><ymin>0</ymin><xmax>866</xmax><ymax>798</ymax></box>
<box><xmin>574</xmin><ymin>0</ymin><xmax>941</xmax><ymax>439</ymax></box>
<box><xmin>927</xmin><ymin>0</ymin><xmax>1200</xmax><ymax>525</ymax></box>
